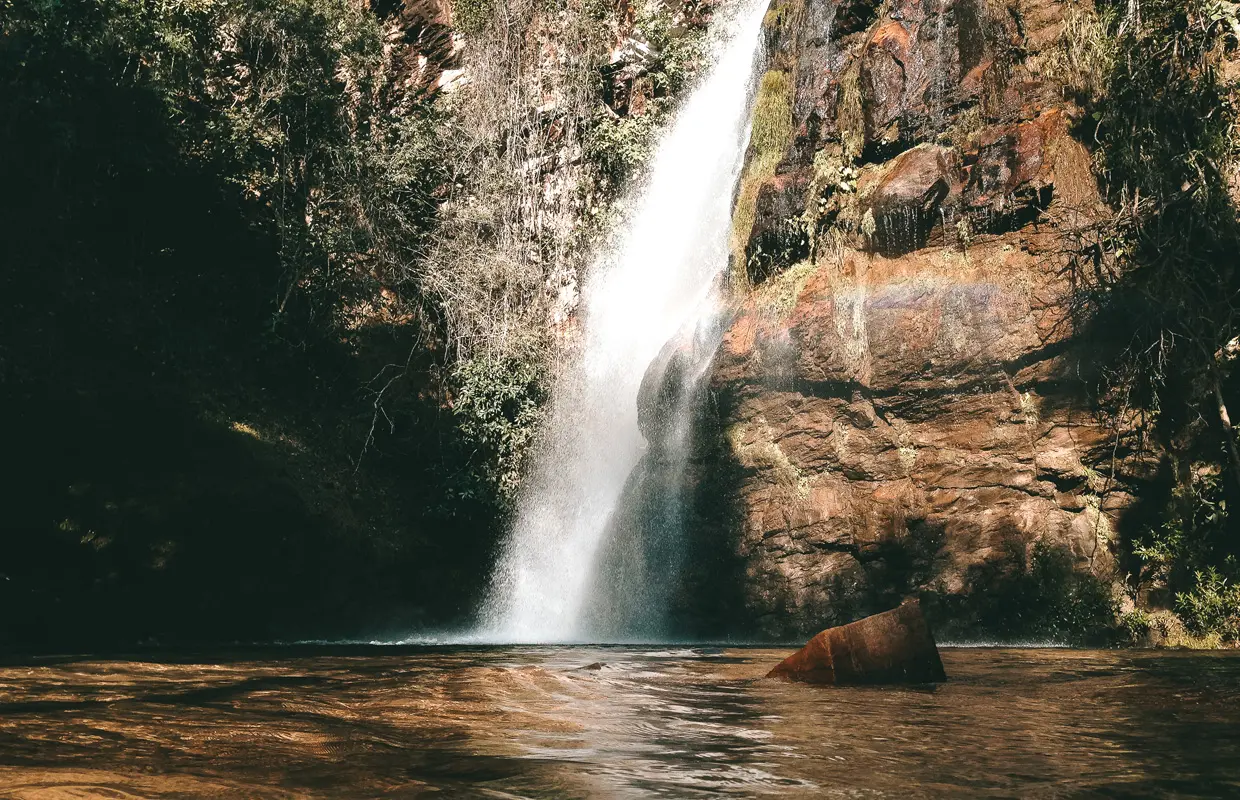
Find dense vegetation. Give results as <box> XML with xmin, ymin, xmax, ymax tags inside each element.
<box><xmin>0</xmin><ymin>0</ymin><xmax>494</xmax><ymax>647</ymax></box>
<box><xmin>1053</xmin><ymin>0</ymin><xmax>1240</xmax><ymax>644</ymax></box>
<box><xmin>0</xmin><ymin>0</ymin><xmax>710</xmax><ymax>649</ymax></box>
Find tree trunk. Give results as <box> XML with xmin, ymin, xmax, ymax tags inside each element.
<box><xmin>1211</xmin><ymin>372</ymin><xmax>1240</xmax><ymax>493</ymax></box>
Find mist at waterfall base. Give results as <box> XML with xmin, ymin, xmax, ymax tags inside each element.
<box><xmin>458</xmin><ymin>0</ymin><xmax>770</xmax><ymax>644</ymax></box>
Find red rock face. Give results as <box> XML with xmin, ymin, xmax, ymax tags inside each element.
<box><xmin>629</xmin><ymin>0</ymin><xmax>1136</xmax><ymax>639</ymax></box>
<box><xmin>767</xmin><ymin>599</ymin><xmax>946</xmax><ymax>684</ymax></box>
<box><xmin>698</xmin><ymin>227</ymin><xmax>1129</xmax><ymax>637</ymax></box>
<box><xmin>856</xmin><ymin>144</ymin><xmax>963</xmax><ymax>254</ymax></box>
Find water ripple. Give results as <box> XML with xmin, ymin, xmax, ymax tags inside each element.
<box><xmin>0</xmin><ymin>647</ymin><xmax>1238</xmax><ymax>797</ymax></box>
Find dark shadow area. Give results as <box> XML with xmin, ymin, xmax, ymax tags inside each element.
<box><xmin>924</xmin><ymin>533</ymin><xmax>1119</xmax><ymax>645</ymax></box>
<box><xmin>0</xmin><ymin>0</ymin><xmax>503</xmax><ymax>650</ymax></box>
<box><xmin>745</xmin><ymin>219</ymin><xmax>811</xmax><ymax>284</ymax></box>
<box><xmin>663</xmin><ymin>384</ymin><xmax>761</xmax><ymax>641</ymax></box>
<box><xmin>868</xmin><ymin>199</ymin><xmax>947</xmax><ymax>257</ymax></box>
<box><xmin>1048</xmin><ymin>0</ymin><xmax>1240</xmax><ymax>626</ymax></box>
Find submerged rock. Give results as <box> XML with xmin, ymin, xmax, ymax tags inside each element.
<box><xmin>766</xmin><ymin>599</ymin><xmax>946</xmax><ymax>685</ymax></box>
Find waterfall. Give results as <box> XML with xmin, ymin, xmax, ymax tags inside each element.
<box><xmin>475</xmin><ymin>0</ymin><xmax>770</xmax><ymax>643</ymax></box>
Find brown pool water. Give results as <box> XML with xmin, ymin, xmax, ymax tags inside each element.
<box><xmin>0</xmin><ymin>646</ymin><xmax>1237</xmax><ymax>798</ymax></box>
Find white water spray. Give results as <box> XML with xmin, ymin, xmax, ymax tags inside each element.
<box><xmin>476</xmin><ymin>0</ymin><xmax>769</xmax><ymax>643</ymax></box>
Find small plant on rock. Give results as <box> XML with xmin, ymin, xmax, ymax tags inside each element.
<box><xmin>1177</xmin><ymin>566</ymin><xmax>1240</xmax><ymax>644</ymax></box>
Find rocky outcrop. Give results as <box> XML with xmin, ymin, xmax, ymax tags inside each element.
<box><xmin>767</xmin><ymin>599</ymin><xmax>946</xmax><ymax>683</ymax></box>
<box><xmin>855</xmin><ymin>143</ymin><xmax>962</xmax><ymax>254</ymax></box>
<box><xmin>637</xmin><ymin>0</ymin><xmax>1138</xmax><ymax>640</ymax></box>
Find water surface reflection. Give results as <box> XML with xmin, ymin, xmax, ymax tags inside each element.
<box><xmin>0</xmin><ymin>647</ymin><xmax>1237</xmax><ymax>797</ymax></box>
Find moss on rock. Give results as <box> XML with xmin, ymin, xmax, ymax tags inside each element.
<box><xmin>730</xmin><ymin>69</ymin><xmax>795</xmax><ymax>291</ymax></box>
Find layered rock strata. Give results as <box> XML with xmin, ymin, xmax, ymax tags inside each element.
<box><xmin>635</xmin><ymin>0</ymin><xmax>1137</xmax><ymax>638</ymax></box>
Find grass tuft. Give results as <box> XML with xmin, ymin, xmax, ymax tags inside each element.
<box><xmin>731</xmin><ymin>69</ymin><xmax>795</xmax><ymax>291</ymax></box>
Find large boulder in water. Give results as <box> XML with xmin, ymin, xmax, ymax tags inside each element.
<box><xmin>766</xmin><ymin>599</ymin><xmax>946</xmax><ymax>685</ymax></box>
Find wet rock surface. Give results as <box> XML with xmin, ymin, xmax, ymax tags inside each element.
<box><xmin>767</xmin><ymin>599</ymin><xmax>947</xmax><ymax>684</ymax></box>
<box><xmin>633</xmin><ymin>0</ymin><xmax>1138</xmax><ymax>639</ymax></box>
<box><xmin>856</xmin><ymin>143</ymin><xmax>963</xmax><ymax>254</ymax></box>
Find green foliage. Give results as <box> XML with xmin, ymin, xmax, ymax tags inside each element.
<box><xmin>940</xmin><ymin>541</ymin><xmax>1120</xmax><ymax>644</ymax></box>
<box><xmin>586</xmin><ymin>110</ymin><xmax>663</xmax><ymax>190</ymax></box>
<box><xmin>3</xmin><ymin>0</ymin><xmax>445</xmax><ymax>345</ymax></box>
<box><xmin>635</xmin><ymin>6</ymin><xmax>706</xmax><ymax>98</ymax></box>
<box><xmin>1054</xmin><ymin>0</ymin><xmax>1240</xmax><ymax>639</ymax></box>
<box><xmin>453</xmin><ymin>0</ymin><xmax>494</xmax><ymax>35</ymax></box>
<box><xmin>755</xmin><ymin>259</ymin><xmax>818</xmax><ymax>319</ymax></box>
<box><xmin>1080</xmin><ymin>0</ymin><xmax>1240</xmax><ymax>411</ymax></box>
<box><xmin>582</xmin><ymin>5</ymin><xmax>708</xmax><ymax>195</ymax></box>
<box><xmin>451</xmin><ymin>351</ymin><xmax>550</xmax><ymax>505</ymax></box>
<box><xmin>1132</xmin><ymin>471</ymin><xmax>1240</xmax><ymax>643</ymax></box>
<box><xmin>763</xmin><ymin>3</ymin><xmax>796</xmax><ymax>30</ymax></box>
<box><xmin>1177</xmin><ymin>566</ymin><xmax>1240</xmax><ymax>643</ymax></box>
<box><xmin>749</xmin><ymin>69</ymin><xmax>795</xmax><ymax>157</ymax></box>
<box><xmin>1096</xmin><ymin>0</ymin><xmax>1236</xmax><ymax>220</ymax></box>
<box><xmin>1119</xmin><ymin>607</ymin><xmax>1156</xmax><ymax>641</ymax></box>
<box><xmin>0</xmin><ymin>0</ymin><xmax>492</xmax><ymax>645</ymax></box>
<box><xmin>731</xmin><ymin>69</ymin><xmax>794</xmax><ymax>286</ymax></box>
<box><xmin>836</xmin><ymin>60</ymin><xmax>866</xmax><ymax>162</ymax></box>
<box><xmin>1133</xmin><ymin>471</ymin><xmax>1230</xmax><ymax>585</ymax></box>
<box><xmin>1043</xmin><ymin>1</ymin><xmax>1119</xmax><ymax>104</ymax></box>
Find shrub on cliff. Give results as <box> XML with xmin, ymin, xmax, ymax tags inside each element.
<box><xmin>1178</xmin><ymin>567</ymin><xmax>1240</xmax><ymax>644</ymax></box>
<box><xmin>1054</xmin><ymin>0</ymin><xmax>1240</xmax><ymax>641</ymax></box>
<box><xmin>451</xmin><ymin>350</ymin><xmax>550</xmax><ymax>506</ymax></box>
<box><xmin>0</xmin><ymin>0</ymin><xmax>489</xmax><ymax>646</ymax></box>
<box><xmin>2</xmin><ymin>0</ymin><xmax>446</xmax><ymax>350</ymax></box>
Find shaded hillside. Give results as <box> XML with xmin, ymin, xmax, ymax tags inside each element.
<box><xmin>0</xmin><ymin>0</ymin><xmax>508</xmax><ymax>648</ymax></box>
<box><xmin>0</xmin><ymin>0</ymin><xmax>723</xmax><ymax>648</ymax></box>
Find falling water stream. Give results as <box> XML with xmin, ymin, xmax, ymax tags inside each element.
<box><xmin>476</xmin><ymin>0</ymin><xmax>770</xmax><ymax>643</ymax></box>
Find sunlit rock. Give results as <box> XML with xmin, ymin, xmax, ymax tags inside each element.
<box><xmin>856</xmin><ymin>143</ymin><xmax>962</xmax><ymax>255</ymax></box>
<box><xmin>629</xmin><ymin>0</ymin><xmax>1136</xmax><ymax>645</ymax></box>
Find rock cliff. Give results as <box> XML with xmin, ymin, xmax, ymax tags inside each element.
<box><xmin>639</xmin><ymin>0</ymin><xmax>1138</xmax><ymax>640</ymax></box>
